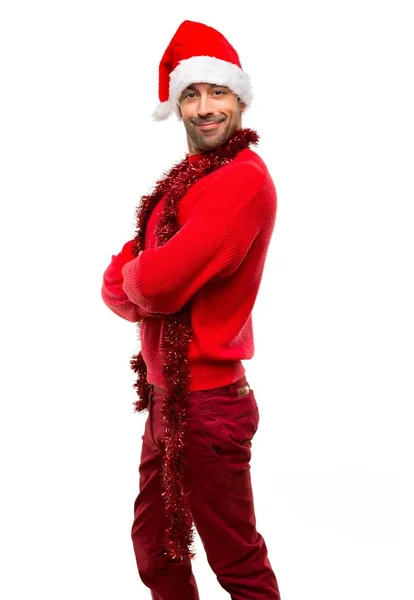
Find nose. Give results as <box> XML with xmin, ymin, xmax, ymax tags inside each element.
<box><xmin>196</xmin><ymin>93</ymin><xmax>214</xmax><ymax>117</ymax></box>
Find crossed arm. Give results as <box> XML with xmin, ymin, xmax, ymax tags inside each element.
<box><xmin>102</xmin><ymin>163</ymin><xmax>268</xmax><ymax>321</ymax></box>
<box><xmin>101</xmin><ymin>240</ymin><xmax>162</xmax><ymax>322</ymax></box>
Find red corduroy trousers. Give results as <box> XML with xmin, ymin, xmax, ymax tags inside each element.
<box><xmin>130</xmin><ymin>374</ymin><xmax>281</xmax><ymax>600</ymax></box>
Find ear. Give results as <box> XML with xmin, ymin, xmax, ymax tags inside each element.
<box><xmin>240</xmin><ymin>101</ymin><xmax>246</xmax><ymax>113</ymax></box>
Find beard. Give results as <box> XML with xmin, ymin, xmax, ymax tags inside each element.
<box><xmin>183</xmin><ymin>112</ymin><xmax>242</xmax><ymax>153</ymax></box>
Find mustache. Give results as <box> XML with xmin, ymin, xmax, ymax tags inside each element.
<box><xmin>190</xmin><ymin>117</ymin><xmax>225</xmax><ymax>126</ymax></box>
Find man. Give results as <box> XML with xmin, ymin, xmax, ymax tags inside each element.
<box><xmin>101</xmin><ymin>20</ymin><xmax>281</xmax><ymax>600</ymax></box>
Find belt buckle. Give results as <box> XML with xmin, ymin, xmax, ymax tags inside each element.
<box><xmin>237</xmin><ymin>384</ymin><xmax>250</xmax><ymax>398</ymax></box>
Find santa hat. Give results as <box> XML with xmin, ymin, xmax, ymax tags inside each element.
<box><xmin>152</xmin><ymin>20</ymin><xmax>253</xmax><ymax>121</ymax></box>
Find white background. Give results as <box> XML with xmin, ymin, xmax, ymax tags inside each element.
<box><xmin>1</xmin><ymin>1</ymin><xmax>413</xmax><ymax>599</ymax></box>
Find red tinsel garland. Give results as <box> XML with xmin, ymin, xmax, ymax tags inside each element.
<box><xmin>129</xmin><ymin>127</ymin><xmax>259</xmax><ymax>562</ymax></box>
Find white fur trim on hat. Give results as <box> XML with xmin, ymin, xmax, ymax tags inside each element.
<box><xmin>152</xmin><ymin>55</ymin><xmax>253</xmax><ymax>121</ymax></box>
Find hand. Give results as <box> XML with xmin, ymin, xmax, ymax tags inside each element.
<box><xmin>103</xmin><ymin>239</ymin><xmax>137</xmax><ymax>289</ymax></box>
<box><xmin>119</xmin><ymin>239</ymin><xmax>138</xmax><ymax>264</ymax></box>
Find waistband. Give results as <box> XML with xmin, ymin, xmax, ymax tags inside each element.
<box><xmin>150</xmin><ymin>374</ymin><xmax>250</xmax><ymax>398</ymax></box>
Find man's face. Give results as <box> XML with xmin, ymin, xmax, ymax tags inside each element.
<box><xmin>178</xmin><ymin>82</ymin><xmax>246</xmax><ymax>155</ymax></box>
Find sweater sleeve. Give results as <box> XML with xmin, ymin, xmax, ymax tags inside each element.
<box><xmin>101</xmin><ymin>240</ymin><xmax>161</xmax><ymax>322</ymax></box>
<box><xmin>121</xmin><ymin>164</ymin><xmax>269</xmax><ymax>315</ymax></box>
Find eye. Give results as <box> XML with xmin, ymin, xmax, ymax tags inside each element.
<box><xmin>184</xmin><ymin>92</ymin><xmax>196</xmax><ymax>99</ymax></box>
<box><xmin>213</xmin><ymin>90</ymin><xmax>225</xmax><ymax>95</ymax></box>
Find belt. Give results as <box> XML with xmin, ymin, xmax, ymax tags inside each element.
<box><xmin>150</xmin><ymin>378</ymin><xmax>250</xmax><ymax>398</ymax></box>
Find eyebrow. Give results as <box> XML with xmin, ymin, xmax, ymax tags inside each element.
<box><xmin>182</xmin><ymin>83</ymin><xmax>226</xmax><ymax>93</ymax></box>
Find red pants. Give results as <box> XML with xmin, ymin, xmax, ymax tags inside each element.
<box><xmin>131</xmin><ymin>375</ymin><xmax>281</xmax><ymax>599</ymax></box>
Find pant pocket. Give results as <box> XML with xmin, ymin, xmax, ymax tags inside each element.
<box><xmin>234</xmin><ymin>391</ymin><xmax>258</xmax><ymax>419</ymax></box>
<box><xmin>198</xmin><ymin>402</ymin><xmax>227</xmax><ymax>461</ymax></box>
<box><xmin>227</xmin><ymin>389</ymin><xmax>260</xmax><ymax>445</ymax></box>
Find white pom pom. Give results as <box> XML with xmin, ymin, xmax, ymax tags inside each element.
<box><xmin>151</xmin><ymin>99</ymin><xmax>174</xmax><ymax>121</ymax></box>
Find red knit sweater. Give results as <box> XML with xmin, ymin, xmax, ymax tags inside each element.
<box><xmin>101</xmin><ymin>147</ymin><xmax>277</xmax><ymax>391</ymax></box>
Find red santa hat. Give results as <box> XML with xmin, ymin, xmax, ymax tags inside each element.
<box><xmin>152</xmin><ymin>20</ymin><xmax>253</xmax><ymax>121</ymax></box>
